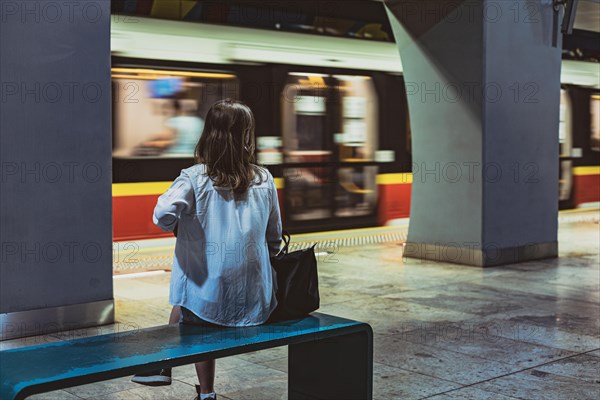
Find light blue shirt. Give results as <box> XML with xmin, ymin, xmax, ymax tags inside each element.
<box><xmin>153</xmin><ymin>164</ymin><xmax>282</xmax><ymax>326</ymax></box>
<box><xmin>164</xmin><ymin>116</ymin><xmax>204</xmax><ymax>155</ymax></box>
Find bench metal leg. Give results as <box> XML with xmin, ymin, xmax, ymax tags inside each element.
<box><xmin>288</xmin><ymin>329</ymin><xmax>373</xmax><ymax>400</ymax></box>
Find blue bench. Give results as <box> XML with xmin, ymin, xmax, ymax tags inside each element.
<box><xmin>0</xmin><ymin>312</ymin><xmax>373</xmax><ymax>400</ymax></box>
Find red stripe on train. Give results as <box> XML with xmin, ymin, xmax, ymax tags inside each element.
<box><xmin>113</xmin><ymin>190</ymin><xmax>287</xmax><ymax>242</ymax></box>
<box><xmin>377</xmin><ymin>183</ymin><xmax>411</xmax><ymax>225</ymax></box>
<box><xmin>573</xmin><ymin>174</ymin><xmax>600</xmax><ymax>206</ymax></box>
<box><xmin>113</xmin><ymin>195</ymin><xmax>171</xmax><ymax>242</ymax></box>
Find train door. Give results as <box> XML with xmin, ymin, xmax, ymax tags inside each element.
<box><xmin>280</xmin><ymin>72</ymin><xmax>379</xmax><ymax>231</ymax></box>
<box><xmin>559</xmin><ymin>88</ymin><xmax>574</xmax><ymax>209</ymax></box>
<box><xmin>591</xmin><ymin>95</ymin><xmax>600</xmax><ymax>153</ymax></box>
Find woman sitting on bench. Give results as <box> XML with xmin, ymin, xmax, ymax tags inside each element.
<box><xmin>131</xmin><ymin>99</ymin><xmax>282</xmax><ymax>400</ymax></box>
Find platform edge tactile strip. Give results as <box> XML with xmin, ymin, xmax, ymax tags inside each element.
<box><xmin>113</xmin><ymin>229</ymin><xmax>408</xmax><ymax>273</ymax></box>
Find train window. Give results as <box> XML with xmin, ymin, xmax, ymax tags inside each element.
<box><xmin>334</xmin><ymin>75</ymin><xmax>379</xmax><ymax>218</ymax></box>
<box><xmin>559</xmin><ymin>89</ymin><xmax>573</xmax><ymax>202</ymax></box>
<box><xmin>281</xmin><ymin>73</ymin><xmax>330</xmax><ymax>162</ymax></box>
<box><xmin>112</xmin><ymin>68</ymin><xmax>239</xmax><ymax>158</ymax></box>
<box><xmin>591</xmin><ymin>95</ymin><xmax>600</xmax><ymax>152</ymax></box>
<box><xmin>284</xmin><ymin>165</ymin><xmax>334</xmax><ymax>221</ymax></box>
<box><xmin>281</xmin><ymin>73</ymin><xmax>332</xmax><ymax>221</ymax></box>
<box><xmin>281</xmin><ymin>72</ymin><xmax>379</xmax><ymax>221</ymax></box>
<box><xmin>334</xmin><ymin>75</ymin><xmax>379</xmax><ymax>162</ymax></box>
<box><xmin>336</xmin><ymin>166</ymin><xmax>378</xmax><ymax>217</ymax></box>
<box><xmin>559</xmin><ymin>89</ymin><xmax>572</xmax><ymax>158</ymax></box>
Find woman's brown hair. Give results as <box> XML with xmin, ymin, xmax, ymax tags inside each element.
<box><xmin>195</xmin><ymin>99</ymin><xmax>263</xmax><ymax>194</ymax></box>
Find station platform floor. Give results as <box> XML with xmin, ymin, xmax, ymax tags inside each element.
<box><xmin>4</xmin><ymin>209</ymin><xmax>599</xmax><ymax>400</ymax></box>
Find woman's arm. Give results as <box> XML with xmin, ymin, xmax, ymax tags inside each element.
<box><xmin>266</xmin><ymin>174</ymin><xmax>283</xmax><ymax>256</ymax></box>
<box><xmin>153</xmin><ymin>171</ymin><xmax>194</xmax><ymax>232</ymax></box>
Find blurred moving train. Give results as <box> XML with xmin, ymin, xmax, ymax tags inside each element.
<box><xmin>110</xmin><ymin>4</ymin><xmax>600</xmax><ymax>241</ymax></box>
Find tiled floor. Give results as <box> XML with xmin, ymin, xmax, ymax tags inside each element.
<box><xmin>6</xmin><ymin>213</ymin><xmax>600</xmax><ymax>399</ymax></box>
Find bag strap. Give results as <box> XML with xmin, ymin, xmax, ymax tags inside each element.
<box><xmin>280</xmin><ymin>231</ymin><xmax>291</xmax><ymax>255</ymax></box>
<box><xmin>275</xmin><ymin>231</ymin><xmax>318</xmax><ymax>256</ymax></box>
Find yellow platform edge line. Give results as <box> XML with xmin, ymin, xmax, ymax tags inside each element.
<box><xmin>559</xmin><ymin>207</ymin><xmax>600</xmax><ymax>214</ymax></box>
<box><xmin>291</xmin><ymin>225</ymin><xmax>407</xmax><ymax>240</ymax></box>
<box><xmin>573</xmin><ymin>166</ymin><xmax>600</xmax><ymax>176</ymax></box>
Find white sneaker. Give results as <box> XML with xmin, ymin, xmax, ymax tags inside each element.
<box><xmin>195</xmin><ymin>385</ymin><xmax>217</xmax><ymax>399</ymax></box>
<box><xmin>131</xmin><ymin>368</ymin><xmax>172</xmax><ymax>386</ymax></box>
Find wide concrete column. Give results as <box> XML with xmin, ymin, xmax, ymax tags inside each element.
<box><xmin>1</xmin><ymin>1</ymin><xmax>114</xmax><ymax>339</ymax></box>
<box><xmin>385</xmin><ymin>0</ymin><xmax>561</xmax><ymax>266</ymax></box>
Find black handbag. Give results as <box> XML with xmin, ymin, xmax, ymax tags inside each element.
<box><xmin>269</xmin><ymin>232</ymin><xmax>320</xmax><ymax>321</ymax></box>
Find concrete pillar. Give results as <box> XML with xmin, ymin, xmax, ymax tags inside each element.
<box><xmin>385</xmin><ymin>0</ymin><xmax>561</xmax><ymax>266</ymax></box>
<box><xmin>0</xmin><ymin>0</ymin><xmax>114</xmax><ymax>340</ymax></box>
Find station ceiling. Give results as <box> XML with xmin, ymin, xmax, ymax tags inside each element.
<box><xmin>374</xmin><ymin>0</ymin><xmax>599</xmax><ymax>33</ymax></box>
